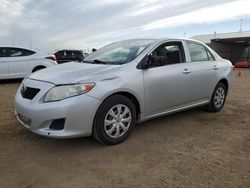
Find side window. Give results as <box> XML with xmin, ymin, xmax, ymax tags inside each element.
<box><xmin>76</xmin><ymin>51</ymin><xmax>83</xmax><ymax>58</ymax></box>
<box><xmin>150</xmin><ymin>42</ymin><xmax>184</xmax><ymax>67</ymax></box>
<box><xmin>57</xmin><ymin>51</ymin><xmax>64</xmax><ymax>57</ymax></box>
<box><xmin>75</xmin><ymin>51</ymin><xmax>80</xmax><ymax>56</ymax></box>
<box><xmin>7</xmin><ymin>48</ymin><xmax>35</xmax><ymax>57</ymax></box>
<box><xmin>186</xmin><ymin>42</ymin><xmax>209</xmax><ymax>62</ymax></box>
<box><xmin>0</xmin><ymin>48</ymin><xmax>6</xmax><ymax>57</ymax></box>
<box><xmin>207</xmin><ymin>50</ymin><xmax>215</xmax><ymax>61</ymax></box>
<box><xmin>67</xmin><ymin>51</ymin><xmax>74</xmax><ymax>58</ymax></box>
<box><xmin>63</xmin><ymin>51</ymin><xmax>67</xmax><ymax>56</ymax></box>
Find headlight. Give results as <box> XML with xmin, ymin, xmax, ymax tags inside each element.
<box><xmin>44</xmin><ymin>83</ymin><xmax>95</xmax><ymax>102</ymax></box>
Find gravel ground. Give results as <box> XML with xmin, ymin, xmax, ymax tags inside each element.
<box><xmin>0</xmin><ymin>69</ymin><xmax>249</xmax><ymax>188</ymax></box>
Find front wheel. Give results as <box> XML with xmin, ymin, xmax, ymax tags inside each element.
<box><xmin>206</xmin><ymin>82</ymin><xmax>227</xmax><ymax>112</ymax></box>
<box><xmin>93</xmin><ymin>95</ymin><xmax>136</xmax><ymax>145</ymax></box>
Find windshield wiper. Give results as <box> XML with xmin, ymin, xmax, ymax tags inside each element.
<box><xmin>93</xmin><ymin>59</ymin><xmax>107</xmax><ymax>65</ymax></box>
<box><xmin>83</xmin><ymin>59</ymin><xmax>107</xmax><ymax>64</ymax></box>
<box><xmin>83</xmin><ymin>60</ymin><xmax>92</xmax><ymax>64</ymax></box>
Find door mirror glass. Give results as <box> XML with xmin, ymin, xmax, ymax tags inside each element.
<box><xmin>140</xmin><ymin>54</ymin><xmax>165</xmax><ymax>69</ymax></box>
<box><xmin>150</xmin><ymin>55</ymin><xmax>165</xmax><ymax>66</ymax></box>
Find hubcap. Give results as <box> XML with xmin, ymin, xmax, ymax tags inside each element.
<box><xmin>214</xmin><ymin>87</ymin><xmax>225</xmax><ymax>108</ymax></box>
<box><xmin>104</xmin><ymin>104</ymin><xmax>132</xmax><ymax>139</ymax></box>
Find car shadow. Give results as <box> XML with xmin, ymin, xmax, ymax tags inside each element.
<box><xmin>0</xmin><ymin>79</ymin><xmax>23</xmax><ymax>84</ymax></box>
<box><xmin>136</xmin><ymin>107</ymin><xmax>205</xmax><ymax>129</ymax></box>
<box><xmin>27</xmin><ymin>107</ymin><xmax>206</xmax><ymax>151</ymax></box>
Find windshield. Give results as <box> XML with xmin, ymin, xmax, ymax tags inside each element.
<box><xmin>84</xmin><ymin>39</ymin><xmax>155</xmax><ymax>65</ymax></box>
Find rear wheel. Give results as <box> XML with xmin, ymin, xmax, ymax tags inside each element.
<box><xmin>93</xmin><ymin>95</ymin><xmax>136</xmax><ymax>145</ymax></box>
<box><xmin>206</xmin><ymin>82</ymin><xmax>227</xmax><ymax>112</ymax></box>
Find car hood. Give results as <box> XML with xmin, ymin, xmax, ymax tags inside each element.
<box><xmin>29</xmin><ymin>62</ymin><xmax>121</xmax><ymax>85</ymax></box>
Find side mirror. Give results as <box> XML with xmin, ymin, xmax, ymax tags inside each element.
<box><xmin>151</xmin><ymin>55</ymin><xmax>165</xmax><ymax>64</ymax></box>
<box><xmin>139</xmin><ymin>55</ymin><xmax>152</xmax><ymax>69</ymax></box>
<box><xmin>138</xmin><ymin>54</ymin><xmax>166</xmax><ymax>69</ymax></box>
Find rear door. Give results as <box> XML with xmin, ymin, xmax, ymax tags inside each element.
<box><xmin>0</xmin><ymin>48</ymin><xmax>9</xmax><ymax>79</ymax></box>
<box><xmin>7</xmin><ymin>47</ymin><xmax>36</xmax><ymax>78</ymax></box>
<box><xmin>185</xmin><ymin>42</ymin><xmax>219</xmax><ymax>102</ymax></box>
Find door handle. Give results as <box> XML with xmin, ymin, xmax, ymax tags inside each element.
<box><xmin>213</xmin><ymin>65</ymin><xmax>219</xmax><ymax>70</ymax></box>
<box><xmin>183</xmin><ymin>68</ymin><xmax>191</xmax><ymax>74</ymax></box>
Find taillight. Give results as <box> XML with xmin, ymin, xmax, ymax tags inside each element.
<box><xmin>232</xmin><ymin>65</ymin><xmax>235</xmax><ymax>71</ymax></box>
<box><xmin>46</xmin><ymin>55</ymin><xmax>57</xmax><ymax>62</ymax></box>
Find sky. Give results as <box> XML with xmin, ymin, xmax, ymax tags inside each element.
<box><xmin>1</xmin><ymin>0</ymin><xmax>250</xmax><ymax>52</ymax></box>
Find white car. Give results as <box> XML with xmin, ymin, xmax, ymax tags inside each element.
<box><xmin>0</xmin><ymin>46</ymin><xmax>58</xmax><ymax>80</ymax></box>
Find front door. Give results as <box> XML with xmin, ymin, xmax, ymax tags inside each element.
<box><xmin>0</xmin><ymin>48</ymin><xmax>9</xmax><ymax>79</ymax></box>
<box><xmin>143</xmin><ymin>41</ymin><xmax>192</xmax><ymax>116</ymax></box>
<box><xmin>7</xmin><ymin>47</ymin><xmax>34</xmax><ymax>78</ymax></box>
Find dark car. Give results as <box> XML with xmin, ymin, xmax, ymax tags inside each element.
<box><xmin>54</xmin><ymin>50</ymin><xmax>87</xmax><ymax>64</ymax></box>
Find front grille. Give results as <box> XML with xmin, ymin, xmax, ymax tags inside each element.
<box><xmin>21</xmin><ymin>86</ymin><xmax>40</xmax><ymax>100</ymax></box>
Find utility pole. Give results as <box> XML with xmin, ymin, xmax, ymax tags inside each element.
<box><xmin>239</xmin><ymin>18</ymin><xmax>243</xmax><ymax>32</ymax></box>
<box><xmin>30</xmin><ymin>40</ymin><xmax>32</xmax><ymax>49</ymax></box>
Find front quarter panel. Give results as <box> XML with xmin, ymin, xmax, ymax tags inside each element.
<box><xmin>86</xmin><ymin>63</ymin><xmax>145</xmax><ymax>114</ymax></box>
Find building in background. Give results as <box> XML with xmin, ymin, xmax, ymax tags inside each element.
<box><xmin>192</xmin><ymin>31</ymin><xmax>250</xmax><ymax>64</ymax></box>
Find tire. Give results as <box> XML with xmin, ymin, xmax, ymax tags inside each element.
<box><xmin>206</xmin><ymin>82</ymin><xmax>227</xmax><ymax>112</ymax></box>
<box><xmin>93</xmin><ymin>95</ymin><xmax>136</xmax><ymax>145</ymax></box>
<box><xmin>32</xmin><ymin>66</ymin><xmax>46</xmax><ymax>73</ymax></box>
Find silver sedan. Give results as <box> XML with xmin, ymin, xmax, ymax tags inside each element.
<box><xmin>15</xmin><ymin>38</ymin><xmax>234</xmax><ymax>145</ymax></box>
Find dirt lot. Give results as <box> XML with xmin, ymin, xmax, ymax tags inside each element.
<box><xmin>0</xmin><ymin>70</ymin><xmax>250</xmax><ymax>188</ymax></box>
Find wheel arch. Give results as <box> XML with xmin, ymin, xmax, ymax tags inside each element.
<box><xmin>32</xmin><ymin>65</ymin><xmax>46</xmax><ymax>72</ymax></box>
<box><xmin>218</xmin><ymin>78</ymin><xmax>229</xmax><ymax>92</ymax></box>
<box><xmin>99</xmin><ymin>91</ymin><xmax>141</xmax><ymax>120</ymax></box>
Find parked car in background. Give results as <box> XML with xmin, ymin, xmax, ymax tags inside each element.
<box><xmin>15</xmin><ymin>38</ymin><xmax>234</xmax><ymax>145</ymax></box>
<box><xmin>0</xmin><ymin>46</ymin><xmax>57</xmax><ymax>80</ymax></box>
<box><xmin>83</xmin><ymin>52</ymin><xmax>89</xmax><ymax>58</ymax></box>
<box><xmin>54</xmin><ymin>50</ymin><xmax>88</xmax><ymax>64</ymax></box>
<box><xmin>234</xmin><ymin>60</ymin><xmax>250</xmax><ymax>68</ymax></box>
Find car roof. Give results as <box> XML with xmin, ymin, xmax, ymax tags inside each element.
<box><xmin>138</xmin><ymin>37</ymin><xmax>203</xmax><ymax>43</ymax></box>
<box><xmin>56</xmin><ymin>50</ymin><xmax>82</xmax><ymax>52</ymax></box>
<box><xmin>108</xmin><ymin>38</ymin><xmax>205</xmax><ymax>45</ymax></box>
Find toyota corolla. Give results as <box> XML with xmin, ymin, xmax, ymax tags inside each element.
<box><xmin>15</xmin><ymin>38</ymin><xmax>234</xmax><ymax>145</ymax></box>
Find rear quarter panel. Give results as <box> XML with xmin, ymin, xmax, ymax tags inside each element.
<box><xmin>217</xmin><ymin>59</ymin><xmax>234</xmax><ymax>89</ymax></box>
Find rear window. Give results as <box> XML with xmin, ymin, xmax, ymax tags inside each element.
<box><xmin>186</xmin><ymin>42</ymin><xmax>208</xmax><ymax>62</ymax></box>
<box><xmin>186</xmin><ymin>42</ymin><xmax>215</xmax><ymax>62</ymax></box>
